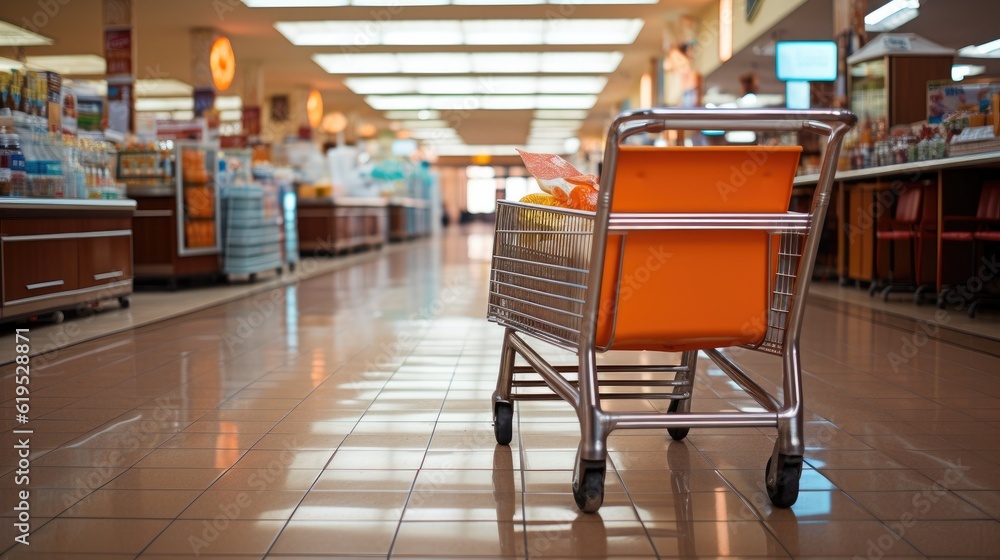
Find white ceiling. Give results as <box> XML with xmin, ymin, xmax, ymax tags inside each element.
<box><xmin>0</xmin><ymin>0</ymin><xmax>714</xmax><ymax>152</ymax></box>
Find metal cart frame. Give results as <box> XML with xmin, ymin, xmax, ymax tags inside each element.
<box><xmin>488</xmin><ymin>108</ymin><xmax>855</xmax><ymax>512</ymax></box>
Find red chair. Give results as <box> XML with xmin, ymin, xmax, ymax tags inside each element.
<box><xmin>939</xmin><ymin>181</ymin><xmax>1000</xmax><ymax>317</ymax></box>
<box><xmin>870</xmin><ymin>184</ymin><xmax>937</xmax><ymax>302</ymax></box>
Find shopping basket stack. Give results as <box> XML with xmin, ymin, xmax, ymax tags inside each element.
<box><xmin>487</xmin><ymin>108</ymin><xmax>856</xmax><ymax>512</ymax></box>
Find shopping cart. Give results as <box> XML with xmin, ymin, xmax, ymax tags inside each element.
<box><xmin>487</xmin><ymin>108</ymin><xmax>855</xmax><ymax>513</ymax></box>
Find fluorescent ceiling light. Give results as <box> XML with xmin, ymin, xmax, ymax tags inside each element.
<box><xmin>534</xmin><ymin>110</ymin><xmax>590</xmax><ymax>120</ymax></box>
<box><xmin>345</xmin><ymin>76</ymin><xmax>608</xmax><ymax>95</ymax></box>
<box><xmin>25</xmin><ymin>55</ymin><xmax>106</xmax><ymax>75</ymax></box>
<box><xmin>385</xmin><ymin>110</ymin><xmax>440</xmax><ymax>120</ymax></box>
<box><xmin>530</xmin><ymin>120</ymin><xmax>583</xmax><ymax>130</ymax></box>
<box><xmin>408</xmin><ymin>128</ymin><xmax>459</xmax><ymax>139</ymax></box>
<box><xmin>365</xmin><ymin>95</ymin><xmax>596</xmax><ymax>111</ymax></box>
<box><xmin>959</xmin><ymin>37</ymin><xmax>1000</xmax><ymax>58</ymax></box>
<box><xmin>529</xmin><ymin>129</ymin><xmax>577</xmax><ymax>138</ymax></box>
<box><xmin>315</xmin><ymin>52</ymin><xmax>623</xmax><ymax>74</ymax></box>
<box><xmin>865</xmin><ymin>0</ymin><xmax>919</xmax><ymax>32</ymax></box>
<box><xmin>62</xmin><ymin>78</ymin><xmax>194</xmax><ymax>97</ymax></box>
<box><xmin>0</xmin><ymin>20</ymin><xmax>53</xmax><ymax>46</ymax></box>
<box><xmin>952</xmin><ymin>64</ymin><xmax>986</xmax><ymax>81</ymax></box>
<box><xmin>137</xmin><ymin>98</ymin><xmax>194</xmax><ymax>112</ymax></box>
<box><xmin>277</xmin><ymin>19</ymin><xmax>642</xmax><ymax>46</ymax></box>
<box><xmin>724</xmin><ymin>131</ymin><xmax>757</xmax><ymax>144</ymax></box>
<box><xmin>136</xmin><ymin>79</ymin><xmax>194</xmax><ymax>97</ymax></box>
<box><xmin>215</xmin><ymin>96</ymin><xmax>243</xmax><ymax>110</ymax></box>
<box><xmin>243</xmin><ymin>0</ymin><xmax>348</xmax><ymax>5</ymax></box>
<box><xmin>0</xmin><ymin>57</ymin><xmax>22</xmax><ymax>72</ymax></box>
<box><xmin>249</xmin><ymin>0</ymin><xmax>652</xmax><ymax>6</ymax></box>
<box><xmin>400</xmin><ymin>119</ymin><xmax>451</xmax><ymax>129</ymax></box>
<box><xmin>136</xmin><ymin>96</ymin><xmax>242</xmax><ymax>112</ymax></box>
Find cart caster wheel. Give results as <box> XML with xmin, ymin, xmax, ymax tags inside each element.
<box><xmin>573</xmin><ymin>459</ymin><xmax>606</xmax><ymax>513</ymax></box>
<box><xmin>868</xmin><ymin>283</ymin><xmax>879</xmax><ymax>297</ymax></box>
<box><xmin>666</xmin><ymin>399</ymin><xmax>690</xmax><ymax>441</ymax></box>
<box><xmin>765</xmin><ymin>454</ymin><xmax>802</xmax><ymax>508</ymax></box>
<box><xmin>50</xmin><ymin>310</ymin><xmax>65</xmax><ymax>324</ymax></box>
<box><xmin>493</xmin><ymin>402</ymin><xmax>513</xmax><ymax>446</ymax></box>
<box><xmin>118</xmin><ymin>296</ymin><xmax>131</xmax><ymax>309</ymax></box>
<box><xmin>968</xmin><ymin>302</ymin><xmax>979</xmax><ymax>319</ymax></box>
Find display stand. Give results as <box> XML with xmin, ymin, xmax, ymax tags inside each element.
<box><xmin>221</xmin><ymin>186</ymin><xmax>283</xmax><ymax>281</ymax></box>
<box><xmin>121</xmin><ymin>142</ymin><xmax>222</xmax><ymax>287</ymax></box>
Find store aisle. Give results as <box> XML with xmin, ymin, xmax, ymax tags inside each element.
<box><xmin>1</xmin><ymin>225</ymin><xmax>999</xmax><ymax>559</ymax></box>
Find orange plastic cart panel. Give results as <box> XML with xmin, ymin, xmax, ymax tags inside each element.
<box><xmin>595</xmin><ymin>146</ymin><xmax>802</xmax><ymax>351</ymax></box>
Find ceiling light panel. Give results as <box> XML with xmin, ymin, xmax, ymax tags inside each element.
<box><xmin>277</xmin><ymin>19</ymin><xmax>642</xmax><ymax>46</ymax></box>
<box><xmin>345</xmin><ymin>76</ymin><xmax>607</xmax><ymax>95</ymax></box>
<box><xmin>315</xmin><ymin>52</ymin><xmax>623</xmax><ymax>74</ymax></box>
<box><xmin>248</xmin><ymin>0</ymin><xmax>652</xmax><ymax>5</ymax></box>
<box><xmin>534</xmin><ymin>110</ymin><xmax>591</xmax><ymax>119</ymax></box>
<box><xmin>25</xmin><ymin>55</ymin><xmax>106</xmax><ymax>75</ymax></box>
<box><xmin>385</xmin><ymin>110</ymin><xmax>441</xmax><ymax>120</ymax></box>
<box><xmin>0</xmin><ymin>20</ymin><xmax>53</xmax><ymax>46</ymax></box>
<box><xmin>530</xmin><ymin>120</ymin><xmax>583</xmax><ymax>129</ymax></box>
<box><xmin>364</xmin><ymin>94</ymin><xmax>596</xmax><ymax>111</ymax></box>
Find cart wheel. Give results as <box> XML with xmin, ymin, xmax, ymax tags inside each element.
<box><xmin>666</xmin><ymin>399</ymin><xmax>690</xmax><ymax>441</ymax></box>
<box><xmin>968</xmin><ymin>301</ymin><xmax>979</xmax><ymax>319</ymax></box>
<box><xmin>118</xmin><ymin>296</ymin><xmax>131</xmax><ymax>309</ymax></box>
<box><xmin>765</xmin><ymin>455</ymin><xmax>802</xmax><ymax>508</ymax></box>
<box><xmin>493</xmin><ymin>402</ymin><xmax>513</xmax><ymax>445</ymax></box>
<box><xmin>50</xmin><ymin>310</ymin><xmax>65</xmax><ymax>324</ymax></box>
<box><xmin>572</xmin><ymin>459</ymin><xmax>606</xmax><ymax>513</ymax></box>
<box><xmin>868</xmin><ymin>282</ymin><xmax>879</xmax><ymax>297</ymax></box>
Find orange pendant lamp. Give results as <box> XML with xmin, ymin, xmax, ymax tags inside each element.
<box><xmin>210</xmin><ymin>36</ymin><xmax>236</xmax><ymax>91</ymax></box>
<box><xmin>307</xmin><ymin>90</ymin><xmax>323</xmax><ymax>129</ymax></box>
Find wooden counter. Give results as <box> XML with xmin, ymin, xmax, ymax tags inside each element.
<box><xmin>129</xmin><ymin>186</ymin><xmax>221</xmax><ymax>284</ymax></box>
<box><xmin>793</xmin><ymin>153</ymin><xmax>1000</xmax><ymax>288</ymax></box>
<box><xmin>388</xmin><ymin>197</ymin><xmax>431</xmax><ymax>242</ymax></box>
<box><xmin>0</xmin><ymin>198</ymin><xmax>135</xmax><ymax>321</ymax></box>
<box><xmin>297</xmin><ymin>197</ymin><xmax>388</xmax><ymax>254</ymax></box>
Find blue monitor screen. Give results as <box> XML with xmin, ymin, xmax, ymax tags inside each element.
<box><xmin>776</xmin><ymin>41</ymin><xmax>837</xmax><ymax>82</ymax></box>
<box><xmin>786</xmin><ymin>81</ymin><xmax>811</xmax><ymax>109</ymax></box>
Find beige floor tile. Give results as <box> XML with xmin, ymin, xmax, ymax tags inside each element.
<box><xmin>269</xmin><ymin>521</ymin><xmax>397</xmax><ymax>555</ymax></box>
<box><xmin>646</xmin><ymin>520</ymin><xmax>789</xmax><ymax>557</ymax></box>
<box><xmin>62</xmin><ymin>489</ymin><xmax>201</xmax><ymax>519</ymax></box>
<box><xmin>180</xmin><ymin>490</ymin><xmax>307</xmax><ymax>520</ymax></box>
<box><xmin>208</xmin><ymin>468</ymin><xmax>320</xmax><ymax>492</ymax></box>
<box><xmin>851</xmin><ymin>489</ymin><xmax>990</xmax><ymax>520</ymax></box>
<box><xmin>143</xmin><ymin>519</ymin><xmax>284</xmax><ymax>556</ymax></box>
<box><xmin>765</xmin><ymin>519</ymin><xmax>922</xmax><ymax>557</ymax></box>
<box><xmin>393</xmin><ymin>521</ymin><xmax>526</xmax><ymax>557</ymax></box>
<box><xmin>403</xmin><ymin>491</ymin><xmax>519</xmax><ymax>522</ymax></box>
<box><xmin>19</xmin><ymin>518</ymin><xmax>170</xmax><ymax>554</ymax></box>
<box><xmin>101</xmin><ymin>467</ymin><xmax>226</xmax><ymax>491</ymax></box>
<box><xmin>897</xmin><ymin>519</ymin><xmax>1000</xmax><ymax>557</ymax></box>
<box><xmin>314</xmin><ymin>469</ymin><xmax>417</xmax><ymax>492</ymax></box>
<box><xmin>292</xmin><ymin>490</ymin><xmax>408</xmax><ymax>521</ymax></box>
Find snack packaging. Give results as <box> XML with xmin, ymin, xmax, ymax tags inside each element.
<box><xmin>516</xmin><ymin>149</ymin><xmax>599</xmax><ymax>212</ymax></box>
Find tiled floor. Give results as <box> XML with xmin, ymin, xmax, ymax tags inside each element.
<box><xmin>1</xmin><ymin>225</ymin><xmax>999</xmax><ymax>559</ymax></box>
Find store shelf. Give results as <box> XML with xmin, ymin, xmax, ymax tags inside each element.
<box><xmin>795</xmin><ymin>151</ymin><xmax>1000</xmax><ymax>185</ymax></box>
<box><xmin>0</xmin><ymin>200</ymin><xmax>134</xmax><ymax>321</ymax></box>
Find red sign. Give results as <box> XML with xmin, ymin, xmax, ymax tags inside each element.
<box><xmin>105</xmin><ymin>28</ymin><xmax>133</xmax><ymax>76</ymax></box>
<box><xmin>242</xmin><ymin>106</ymin><xmax>261</xmax><ymax>137</ymax></box>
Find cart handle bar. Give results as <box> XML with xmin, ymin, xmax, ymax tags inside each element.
<box><xmin>611</xmin><ymin>108</ymin><xmax>856</xmax><ymax>138</ymax></box>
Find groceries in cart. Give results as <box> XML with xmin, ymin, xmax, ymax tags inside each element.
<box><xmin>515</xmin><ymin>149</ymin><xmax>599</xmax><ymax>211</ymax></box>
